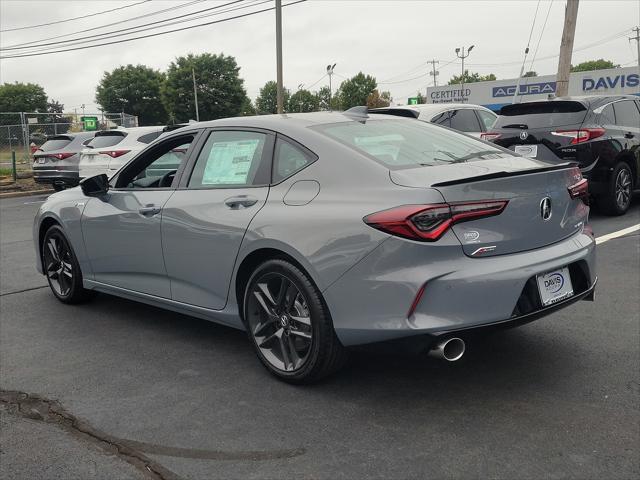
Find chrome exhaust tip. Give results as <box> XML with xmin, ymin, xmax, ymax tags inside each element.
<box><xmin>428</xmin><ymin>337</ymin><xmax>465</xmax><ymax>362</ymax></box>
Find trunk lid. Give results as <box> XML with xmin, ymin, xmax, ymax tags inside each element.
<box><xmin>390</xmin><ymin>158</ymin><xmax>588</xmax><ymax>257</ymax></box>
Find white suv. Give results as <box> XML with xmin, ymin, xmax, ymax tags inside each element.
<box><xmin>78</xmin><ymin>126</ymin><xmax>164</xmax><ymax>180</ymax></box>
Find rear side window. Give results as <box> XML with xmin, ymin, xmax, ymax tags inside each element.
<box><xmin>87</xmin><ymin>133</ymin><xmax>126</xmax><ymax>148</ymax></box>
<box><xmin>430</xmin><ymin>111</ymin><xmax>451</xmax><ymax>127</ymax></box>
<box><xmin>449</xmin><ymin>109</ymin><xmax>481</xmax><ymax>132</ymax></box>
<box><xmin>39</xmin><ymin>137</ymin><xmax>72</xmax><ymax>151</ymax></box>
<box><xmin>188</xmin><ymin>131</ymin><xmax>269</xmax><ymax>187</ymax></box>
<box><xmin>476</xmin><ymin>110</ymin><xmax>497</xmax><ymax>131</ymax></box>
<box><xmin>613</xmin><ymin>101</ymin><xmax>640</xmax><ymax>128</ymax></box>
<box><xmin>138</xmin><ymin>131</ymin><xmax>162</xmax><ymax>144</ymax></box>
<box><xmin>600</xmin><ymin>104</ymin><xmax>616</xmax><ymax>124</ymax></box>
<box><xmin>273</xmin><ymin>139</ymin><xmax>316</xmax><ymax>182</ymax></box>
<box><xmin>496</xmin><ymin>101</ymin><xmax>588</xmax><ymax>128</ymax></box>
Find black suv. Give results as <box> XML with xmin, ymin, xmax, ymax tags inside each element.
<box><xmin>483</xmin><ymin>95</ymin><xmax>639</xmax><ymax>215</ymax></box>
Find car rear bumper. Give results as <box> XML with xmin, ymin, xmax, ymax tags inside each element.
<box><xmin>324</xmin><ymin>229</ymin><xmax>596</xmax><ymax>346</ymax></box>
<box><xmin>32</xmin><ymin>167</ymin><xmax>79</xmax><ymax>186</ymax></box>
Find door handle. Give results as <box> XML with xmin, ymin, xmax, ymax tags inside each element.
<box><xmin>138</xmin><ymin>205</ymin><xmax>162</xmax><ymax>216</ymax></box>
<box><xmin>224</xmin><ymin>196</ymin><xmax>258</xmax><ymax>209</ymax></box>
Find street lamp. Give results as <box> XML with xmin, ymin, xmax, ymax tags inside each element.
<box><xmin>326</xmin><ymin>63</ymin><xmax>336</xmax><ymax>110</ymax></box>
<box><xmin>297</xmin><ymin>84</ymin><xmax>305</xmax><ymax>112</ymax></box>
<box><xmin>455</xmin><ymin>45</ymin><xmax>474</xmax><ymax>101</ymax></box>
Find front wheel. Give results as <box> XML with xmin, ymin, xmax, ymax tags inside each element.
<box><xmin>243</xmin><ymin>259</ymin><xmax>347</xmax><ymax>384</ymax></box>
<box><xmin>598</xmin><ymin>162</ymin><xmax>633</xmax><ymax>216</ymax></box>
<box><xmin>42</xmin><ymin>225</ymin><xmax>94</xmax><ymax>304</ymax></box>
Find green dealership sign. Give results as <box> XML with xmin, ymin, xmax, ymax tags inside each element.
<box><xmin>81</xmin><ymin>116</ymin><xmax>99</xmax><ymax>131</ymax></box>
<box><xmin>407</xmin><ymin>97</ymin><xmax>419</xmax><ymax>105</ymax></box>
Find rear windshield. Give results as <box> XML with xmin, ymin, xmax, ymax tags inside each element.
<box><xmin>496</xmin><ymin>101</ymin><xmax>588</xmax><ymax>128</ymax></box>
<box><xmin>86</xmin><ymin>132</ymin><xmax>126</xmax><ymax>148</ymax></box>
<box><xmin>137</xmin><ymin>131</ymin><xmax>162</xmax><ymax>144</ymax></box>
<box><xmin>314</xmin><ymin>119</ymin><xmax>509</xmax><ymax>169</ymax></box>
<box><xmin>39</xmin><ymin>137</ymin><xmax>72</xmax><ymax>151</ymax></box>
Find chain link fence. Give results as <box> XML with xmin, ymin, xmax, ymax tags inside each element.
<box><xmin>0</xmin><ymin>112</ymin><xmax>138</xmax><ymax>180</ymax></box>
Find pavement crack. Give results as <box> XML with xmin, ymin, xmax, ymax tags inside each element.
<box><xmin>0</xmin><ymin>390</ymin><xmax>182</xmax><ymax>480</ymax></box>
<box><xmin>0</xmin><ymin>285</ymin><xmax>48</xmax><ymax>297</ymax></box>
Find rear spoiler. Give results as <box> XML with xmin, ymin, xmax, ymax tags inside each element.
<box><xmin>431</xmin><ymin>162</ymin><xmax>577</xmax><ymax>187</ymax></box>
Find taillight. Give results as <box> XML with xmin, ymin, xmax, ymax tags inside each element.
<box><xmin>364</xmin><ymin>200</ymin><xmax>509</xmax><ymax>242</ymax></box>
<box><xmin>551</xmin><ymin>128</ymin><xmax>605</xmax><ymax>144</ymax></box>
<box><xmin>52</xmin><ymin>152</ymin><xmax>75</xmax><ymax>160</ymax></box>
<box><xmin>481</xmin><ymin>132</ymin><xmax>501</xmax><ymax>141</ymax></box>
<box><xmin>99</xmin><ymin>150</ymin><xmax>130</xmax><ymax>158</ymax></box>
<box><xmin>568</xmin><ymin>178</ymin><xmax>589</xmax><ymax>205</ymax></box>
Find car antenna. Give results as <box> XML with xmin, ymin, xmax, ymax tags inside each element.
<box><xmin>343</xmin><ymin>106</ymin><xmax>369</xmax><ymax>122</ymax></box>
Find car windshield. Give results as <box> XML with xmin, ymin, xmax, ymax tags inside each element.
<box><xmin>314</xmin><ymin>119</ymin><xmax>508</xmax><ymax>168</ymax></box>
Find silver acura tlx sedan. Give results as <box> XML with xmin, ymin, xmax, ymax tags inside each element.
<box><xmin>33</xmin><ymin>109</ymin><xmax>597</xmax><ymax>383</ymax></box>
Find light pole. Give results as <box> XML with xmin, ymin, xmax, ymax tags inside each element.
<box><xmin>326</xmin><ymin>63</ymin><xmax>336</xmax><ymax>110</ymax></box>
<box><xmin>192</xmin><ymin>67</ymin><xmax>200</xmax><ymax>122</ymax></box>
<box><xmin>297</xmin><ymin>83</ymin><xmax>304</xmax><ymax>112</ymax></box>
<box><xmin>455</xmin><ymin>45</ymin><xmax>474</xmax><ymax>101</ymax></box>
<box><xmin>275</xmin><ymin>0</ymin><xmax>284</xmax><ymax>114</ymax></box>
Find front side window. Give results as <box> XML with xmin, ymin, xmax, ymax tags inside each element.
<box><xmin>476</xmin><ymin>110</ymin><xmax>497</xmax><ymax>131</ymax></box>
<box><xmin>613</xmin><ymin>101</ymin><xmax>640</xmax><ymax>128</ymax></box>
<box><xmin>449</xmin><ymin>109</ymin><xmax>481</xmax><ymax>132</ymax></box>
<box><xmin>273</xmin><ymin>138</ymin><xmax>316</xmax><ymax>182</ymax></box>
<box><xmin>188</xmin><ymin>131</ymin><xmax>269</xmax><ymax>188</ymax></box>
<box><xmin>315</xmin><ymin>119</ymin><xmax>508</xmax><ymax>169</ymax></box>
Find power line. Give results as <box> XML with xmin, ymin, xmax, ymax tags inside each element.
<box><xmin>0</xmin><ymin>0</ymin><xmax>151</xmax><ymax>33</ymax></box>
<box><xmin>4</xmin><ymin>0</ymin><xmax>267</xmax><ymax>55</ymax></box>
<box><xmin>1</xmin><ymin>1</ymin><xmax>307</xmax><ymax>59</ymax></box>
<box><xmin>528</xmin><ymin>0</ymin><xmax>554</xmax><ymax>73</ymax></box>
<box><xmin>305</xmin><ymin>74</ymin><xmax>327</xmax><ymax>90</ymax></box>
<box><xmin>2</xmin><ymin>0</ymin><xmax>208</xmax><ymax>50</ymax></box>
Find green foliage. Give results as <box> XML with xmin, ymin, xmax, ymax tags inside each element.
<box><xmin>338</xmin><ymin>72</ymin><xmax>377</xmax><ymax>109</ymax></box>
<box><xmin>162</xmin><ymin>53</ymin><xmax>247</xmax><ymax>122</ymax></box>
<box><xmin>43</xmin><ymin>100</ymin><xmax>72</xmax><ymax>134</ymax></box>
<box><xmin>570</xmin><ymin>59</ymin><xmax>619</xmax><ymax>72</ymax></box>
<box><xmin>0</xmin><ymin>82</ymin><xmax>47</xmax><ymax>112</ymax></box>
<box><xmin>522</xmin><ymin>71</ymin><xmax>537</xmax><ymax>78</ymax></box>
<box><xmin>448</xmin><ymin>70</ymin><xmax>497</xmax><ymax>85</ymax></box>
<box><xmin>316</xmin><ymin>86</ymin><xmax>340</xmax><ymax>111</ymax></box>
<box><xmin>366</xmin><ymin>90</ymin><xmax>392</xmax><ymax>108</ymax></box>
<box><xmin>239</xmin><ymin>96</ymin><xmax>256</xmax><ymax>116</ymax></box>
<box><xmin>288</xmin><ymin>89</ymin><xmax>319</xmax><ymax>113</ymax></box>
<box><xmin>255</xmin><ymin>81</ymin><xmax>291</xmax><ymax>114</ymax></box>
<box><xmin>96</xmin><ymin>65</ymin><xmax>167</xmax><ymax>125</ymax></box>
<box><xmin>415</xmin><ymin>92</ymin><xmax>427</xmax><ymax>104</ymax></box>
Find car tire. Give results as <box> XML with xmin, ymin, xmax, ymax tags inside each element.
<box><xmin>243</xmin><ymin>259</ymin><xmax>347</xmax><ymax>384</ymax></box>
<box><xmin>42</xmin><ymin>225</ymin><xmax>94</xmax><ymax>304</ymax></box>
<box><xmin>598</xmin><ymin>162</ymin><xmax>633</xmax><ymax>216</ymax></box>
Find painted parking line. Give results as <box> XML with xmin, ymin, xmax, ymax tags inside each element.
<box><xmin>23</xmin><ymin>200</ymin><xmax>46</xmax><ymax>205</ymax></box>
<box><xmin>596</xmin><ymin>224</ymin><xmax>640</xmax><ymax>245</ymax></box>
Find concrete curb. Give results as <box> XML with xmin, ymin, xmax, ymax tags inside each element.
<box><xmin>0</xmin><ymin>189</ymin><xmax>53</xmax><ymax>199</ymax></box>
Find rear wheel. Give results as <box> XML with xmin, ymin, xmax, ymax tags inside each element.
<box><xmin>243</xmin><ymin>259</ymin><xmax>347</xmax><ymax>383</ymax></box>
<box><xmin>42</xmin><ymin>225</ymin><xmax>94</xmax><ymax>304</ymax></box>
<box><xmin>598</xmin><ymin>162</ymin><xmax>633</xmax><ymax>215</ymax></box>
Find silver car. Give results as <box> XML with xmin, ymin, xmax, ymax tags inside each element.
<box><xmin>371</xmin><ymin>103</ymin><xmax>497</xmax><ymax>137</ymax></box>
<box><xmin>33</xmin><ymin>110</ymin><xmax>597</xmax><ymax>383</ymax></box>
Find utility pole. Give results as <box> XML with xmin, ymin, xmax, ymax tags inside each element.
<box><xmin>428</xmin><ymin>59</ymin><xmax>439</xmax><ymax>87</ymax></box>
<box><xmin>192</xmin><ymin>67</ymin><xmax>200</xmax><ymax>122</ymax></box>
<box><xmin>556</xmin><ymin>0</ymin><xmax>579</xmax><ymax>97</ymax></box>
<box><xmin>455</xmin><ymin>45</ymin><xmax>474</xmax><ymax>101</ymax></box>
<box><xmin>275</xmin><ymin>0</ymin><xmax>284</xmax><ymax>114</ymax></box>
<box><xmin>327</xmin><ymin>63</ymin><xmax>336</xmax><ymax>110</ymax></box>
<box><xmin>630</xmin><ymin>26</ymin><xmax>640</xmax><ymax>67</ymax></box>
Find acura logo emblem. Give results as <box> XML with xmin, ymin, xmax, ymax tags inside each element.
<box><xmin>540</xmin><ymin>197</ymin><xmax>552</xmax><ymax>221</ymax></box>
<box><xmin>519</xmin><ymin>131</ymin><xmax>529</xmax><ymax>140</ymax></box>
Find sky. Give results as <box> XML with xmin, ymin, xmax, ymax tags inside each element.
<box><xmin>0</xmin><ymin>0</ymin><xmax>638</xmax><ymax>114</ymax></box>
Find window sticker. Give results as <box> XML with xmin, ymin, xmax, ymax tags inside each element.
<box><xmin>202</xmin><ymin>139</ymin><xmax>260</xmax><ymax>185</ymax></box>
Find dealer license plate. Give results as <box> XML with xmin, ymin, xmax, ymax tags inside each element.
<box><xmin>514</xmin><ymin>144</ymin><xmax>538</xmax><ymax>158</ymax></box>
<box><xmin>37</xmin><ymin>158</ymin><xmax>46</xmax><ymax>164</ymax></box>
<box><xmin>536</xmin><ymin>267</ymin><xmax>574</xmax><ymax>306</ymax></box>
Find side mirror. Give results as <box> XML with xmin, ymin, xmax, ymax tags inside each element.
<box><xmin>80</xmin><ymin>174</ymin><xmax>109</xmax><ymax>196</ymax></box>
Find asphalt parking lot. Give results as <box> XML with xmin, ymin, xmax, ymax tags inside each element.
<box><xmin>1</xmin><ymin>194</ymin><xmax>638</xmax><ymax>480</ymax></box>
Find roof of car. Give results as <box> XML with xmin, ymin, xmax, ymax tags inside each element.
<box><xmin>518</xmin><ymin>95</ymin><xmax>639</xmax><ymax>109</ymax></box>
<box><xmin>370</xmin><ymin>103</ymin><xmax>495</xmax><ymax>120</ymax></box>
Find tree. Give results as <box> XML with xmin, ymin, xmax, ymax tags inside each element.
<box><xmin>316</xmin><ymin>86</ymin><xmax>341</xmax><ymax>111</ymax></box>
<box><xmin>447</xmin><ymin>70</ymin><xmax>497</xmax><ymax>85</ymax></box>
<box><xmin>0</xmin><ymin>82</ymin><xmax>47</xmax><ymax>112</ymax></box>
<box><xmin>255</xmin><ymin>81</ymin><xmax>291</xmax><ymax>114</ymax></box>
<box><xmin>288</xmin><ymin>89</ymin><xmax>319</xmax><ymax>112</ymax></box>
<box><xmin>523</xmin><ymin>71</ymin><xmax>537</xmax><ymax>77</ymax></box>
<box><xmin>571</xmin><ymin>59</ymin><xmax>619</xmax><ymax>72</ymax></box>
<box><xmin>95</xmin><ymin>65</ymin><xmax>166</xmax><ymax>125</ymax></box>
<box><xmin>366</xmin><ymin>89</ymin><xmax>392</xmax><ymax>108</ymax></box>
<box><xmin>162</xmin><ymin>53</ymin><xmax>247</xmax><ymax>122</ymax></box>
<box><xmin>338</xmin><ymin>72</ymin><xmax>377</xmax><ymax>109</ymax></box>
<box><xmin>239</xmin><ymin>96</ymin><xmax>256</xmax><ymax>116</ymax></box>
<box><xmin>43</xmin><ymin>100</ymin><xmax>72</xmax><ymax>134</ymax></box>
<box><xmin>415</xmin><ymin>92</ymin><xmax>427</xmax><ymax>104</ymax></box>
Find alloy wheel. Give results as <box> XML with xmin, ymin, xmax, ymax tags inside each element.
<box><xmin>246</xmin><ymin>273</ymin><xmax>313</xmax><ymax>372</ymax></box>
<box><xmin>615</xmin><ymin>168</ymin><xmax>632</xmax><ymax>210</ymax></box>
<box><xmin>43</xmin><ymin>233</ymin><xmax>74</xmax><ymax>297</ymax></box>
